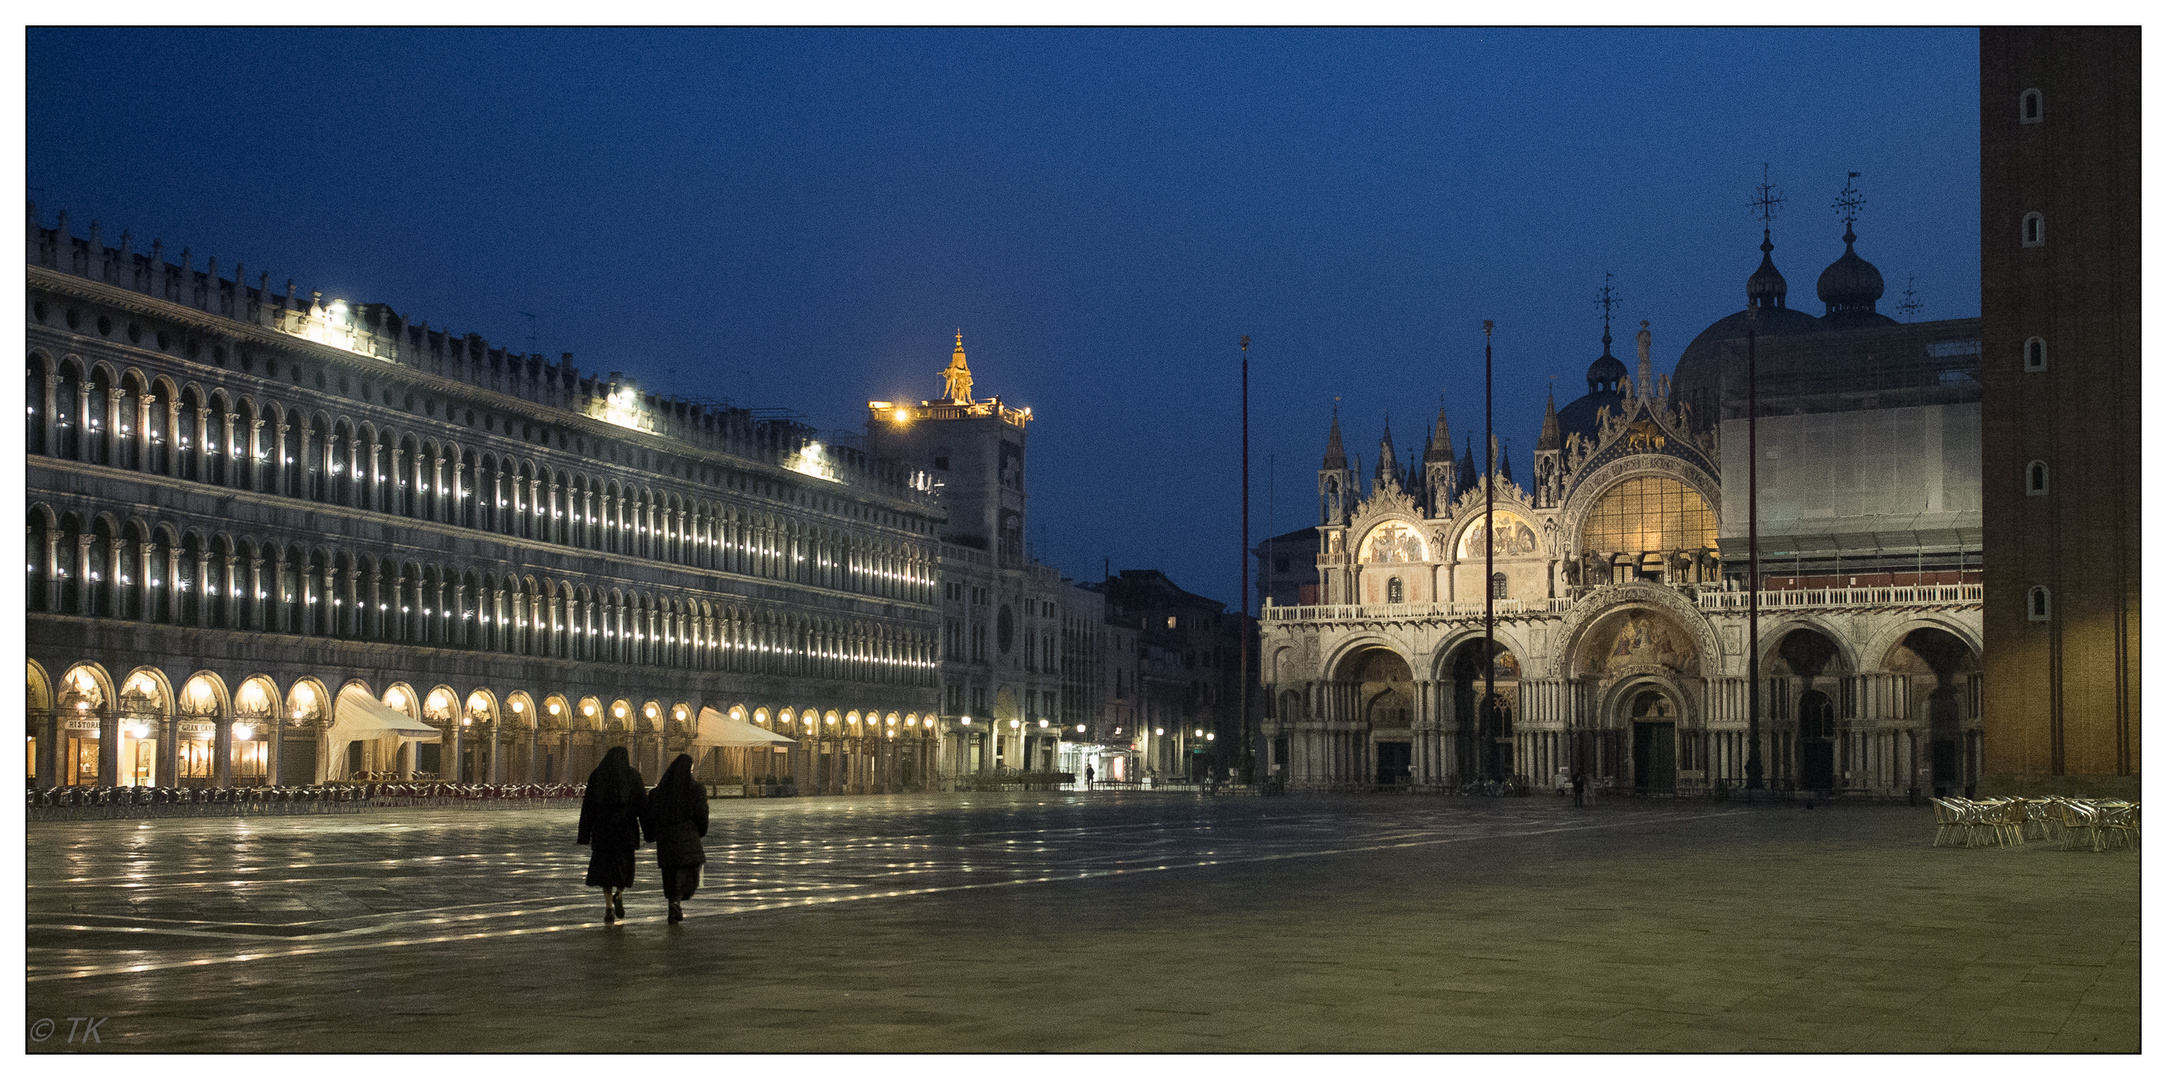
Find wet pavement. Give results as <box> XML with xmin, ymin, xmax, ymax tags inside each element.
<box><xmin>25</xmin><ymin>792</ymin><xmax>2140</xmax><ymax>1052</ymax></box>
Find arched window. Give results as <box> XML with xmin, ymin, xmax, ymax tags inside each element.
<box><xmin>1579</xmin><ymin>476</ymin><xmax>1717</xmax><ymax>556</ymax></box>
<box><xmin>1490</xmin><ymin>572</ymin><xmax>1508</xmax><ymax>599</ymax></box>
<box><xmin>2028</xmin><ymin>585</ymin><xmax>2051</xmax><ymax>622</ymax></box>
<box><xmin>2024</xmin><ymin>336</ymin><xmax>2048</xmax><ymax>372</ymax></box>
<box><xmin>2026</xmin><ymin>460</ymin><xmax>2048</xmax><ymax>495</ymax></box>
<box><xmin>2020</xmin><ymin>88</ymin><xmax>2043</xmax><ymax>124</ymax></box>
<box><xmin>2023</xmin><ymin>212</ymin><xmax>2046</xmax><ymax>248</ymax></box>
<box><xmin>1386</xmin><ymin>577</ymin><xmax>1403</xmax><ymax>604</ymax></box>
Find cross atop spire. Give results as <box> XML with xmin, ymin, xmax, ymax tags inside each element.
<box><xmin>1833</xmin><ymin>171</ymin><xmax>1865</xmax><ymax>245</ymax></box>
<box><xmin>1594</xmin><ymin>272</ymin><xmax>1621</xmax><ymax>350</ymax></box>
<box><xmin>1751</xmin><ymin>162</ymin><xmax>1787</xmax><ymax>226</ymax></box>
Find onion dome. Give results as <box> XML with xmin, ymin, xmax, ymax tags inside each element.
<box><xmin>1816</xmin><ymin>223</ymin><xmax>1890</xmax><ymax>325</ymax></box>
<box><xmin>1747</xmin><ymin>228</ymin><xmax>1789</xmax><ymax>309</ymax></box>
<box><xmin>1585</xmin><ymin>325</ymin><xmax>1628</xmax><ymax>395</ymax></box>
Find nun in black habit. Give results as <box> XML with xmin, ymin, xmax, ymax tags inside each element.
<box><xmin>642</xmin><ymin>753</ymin><xmax>709</xmax><ymax>923</ymax></box>
<box><xmin>577</xmin><ymin>746</ymin><xmax>647</xmax><ymax>922</ymax></box>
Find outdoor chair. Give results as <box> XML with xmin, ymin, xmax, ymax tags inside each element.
<box><xmin>2055</xmin><ymin>799</ymin><xmax>2103</xmax><ymax>852</ymax></box>
<box><xmin>2095</xmin><ymin>803</ymin><xmax>2139</xmax><ymax>851</ymax></box>
<box><xmin>1930</xmin><ymin>797</ymin><xmax>1967</xmax><ymax>846</ymax></box>
<box><xmin>1985</xmin><ymin>798</ymin><xmax>2029</xmax><ymax>847</ymax></box>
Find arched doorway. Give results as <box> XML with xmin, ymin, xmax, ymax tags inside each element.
<box><xmin>1887</xmin><ymin>628</ymin><xmax>1979</xmax><ymax>797</ymax></box>
<box><xmin>1446</xmin><ymin>640</ymin><xmax>1517</xmax><ymax>784</ymax></box>
<box><xmin>1629</xmin><ymin>689</ymin><xmax>1678</xmax><ymax>792</ymax></box>
<box><xmin>1797</xmin><ymin>690</ymin><xmax>1836</xmax><ymax>792</ymax></box>
<box><xmin>1773</xmin><ymin>628</ymin><xmax>1844</xmax><ymax>793</ymax></box>
<box><xmin>1334</xmin><ymin>646</ymin><xmax>1414</xmax><ymax>787</ymax></box>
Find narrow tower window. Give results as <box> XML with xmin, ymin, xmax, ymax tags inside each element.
<box><xmin>2026</xmin><ymin>460</ymin><xmax>2048</xmax><ymax>495</ymax></box>
<box><xmin>2024</xmin><ymin>336</ymin><xmax>2048</xmax><ymax>371</ymax></box>
<box><xmin>1489</xmin><ymin>572</ymin><xmax>1508</xmax><ymax>599</ymax></box>
<box><xmin>2020</xmin><ymin>88</ymin><xmax>2043</xmax><ymax>123</ymax></box>
<box><xmin>2023</xmin><ymin>212</ymin><xmax>2046</xmax><ymax>247</ymax></box>
<box><xmin>1387</xmin><ymin>577</ymin><xmax>1404</xmax><ymax>604</ymax></box>
<box><xmin>2028</xmin><ymin>586</ymin><xmax>2052</xmax><ymax>622</ymax></box>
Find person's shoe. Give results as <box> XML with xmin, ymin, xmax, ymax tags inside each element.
<box><xmin>668</xmin><ymin>900</ymin><xmax>683</xmax><ymax>924</ymax></box>
<box><xmin>612</xmin><ymin>891</ymin><xmax>625</xmax><ymax>918</ymax></box>
<box><xmin>604</xmin><ymin>899</ymin><xmax>616</xmax><ymax>923</ymax></box>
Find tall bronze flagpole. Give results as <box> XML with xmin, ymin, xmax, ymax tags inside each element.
<box><xmin>1746</xmin><ymin>309</ymin><xmax>1764</xmax><ymax>791</ymax></box>
<box><xmin>1238</xmin><ymin>335</ymin><xmax>1251</xmax><ymax>785</ymax></box>
<box><xmin>1483</xmin><ymin>320</ymin><xmax>1496</xmax><ymax>784</ymax></box>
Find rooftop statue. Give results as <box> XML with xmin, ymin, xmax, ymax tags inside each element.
<box><xmin>941</xmin><ymin>330</ymin><xmax>975</xmax><ymax>405</ymax></box>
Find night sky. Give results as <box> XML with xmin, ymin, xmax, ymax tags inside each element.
<box><xmin>27</xmin><ymin>28</ymin><xmax>1981</xmax><ymax>607</ymax></box>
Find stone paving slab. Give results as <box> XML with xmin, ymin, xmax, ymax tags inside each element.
<box><xmin>23</xmin><ymin>792</ymin><xmax>2141</xmax><ymax>1053</ymax></box>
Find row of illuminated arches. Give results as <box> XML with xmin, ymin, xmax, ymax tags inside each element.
<box><xmin>27</xmin><ymin>351</ymin><xmax>934</xmax><ymax>604</ymax></box>
<box><xmin>31</xmin><ymin>661</ymin><xmax>945</xmax><ymax>739</ymax></box>
<box><xmin>27</xmin><ymin>504</ymin><xmax>937</xmax><ymax>684</ymax></box>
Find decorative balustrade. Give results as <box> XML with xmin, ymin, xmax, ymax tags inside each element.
<box><xmin>1261</xmin><ymin>583</ymin><xmax>1980</xmax><ymax>623</ymax></box>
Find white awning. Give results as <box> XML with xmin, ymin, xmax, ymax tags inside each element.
<box><xmin>694</xmin><ymin>707</ymin><xmax>798</xmax><ymax>747</ymax></box>
<box><xmin>329</xmin><ymin>688</ymin><xmax>443</xmax><ymax>742</ymax></box>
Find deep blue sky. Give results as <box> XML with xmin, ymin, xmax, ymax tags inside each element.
<box><xmin>28</xmin><ymin>28</ymin><xmax>1981</xmax><ymax>606</ymax></box>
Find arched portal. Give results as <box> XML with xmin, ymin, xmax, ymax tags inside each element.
<box><xmin>1886</xmin><ymin>627</ymin><xmax>1980</xmax><ymax>796</ymax></box>
<box><xmin>1628</xmin><ymin>688</ymin><xmax>1679</xmax><ymax>792</ymax></box>
<box><xmin>1770</xmin><ymin>628</ymin><xmax>1845</xmax><ymax>793</ymax></box>
<box><xmin>1444</xmin><ymin>639</ymin><xmax>1518</xmax><ymax>784</ymax></box>
<box><xmin>1331</xmin><ymin>646</ymin><xmax>1415</xmax><ymax>786</ymax></box>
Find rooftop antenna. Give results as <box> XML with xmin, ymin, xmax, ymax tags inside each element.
<box><xmin>517</xmin><ymin>311</ymin><xmax>540</xmax><ymax>355</ymax></box>
<box><xmin>1895</xmin><ymin>275</ymin><xmax>1923</xmax><ymax>320</ymax></box>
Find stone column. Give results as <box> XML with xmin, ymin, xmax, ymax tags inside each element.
<box><xmin>195</xmin><ymin>405</ymin><xmax>212</xmax><ymax>479</ymax></box>
<box><xmin>195</xmin><ymin>552</ymin><xmax>212</xmax><ymax>627</ymax></box>
<box><xmin>98</xmin><ymin>707</ymin><xmax>121</xmax><ymax>789</ymax></box>
<box><xmin>488</xmin><ymin>720</ymin><xmax>502</xmax><ymax>784</ymax></box>
<box><xmin>162</xmin><ymin>397</ymin><xmax>181</xmax><ymax>477</ymax></box>
<box><xmin>159</xmin><ymin>713</ymin><xmax>180</xmax><ymax>788</ymax></box>
<box><xmin>449</xmin><ymin>720</ymin><xmax>466</xmax><ymax>783</ymax></box>
<box><xmin>213</xmin><ymin>714</ymin><xmax>234</xmax><ymax>788</ymax></box>
<box><xmin>34</xmin><ymin>711</ymin><xmax>59</xmax><ymax>790</ymax></box>
<box><xmin>73</xmin><ymin>380</ymin><xmax>92</xmax><ymax>463</ymax></box>
<box><xmin>104</xmin><ymin>386</ymin><xmax>124</xmax><ymax>464</ymax></box>
<box><xmin>73</xmin><ymin>533</ymin><xmax>93</xmax><ymax>615</ymax></box>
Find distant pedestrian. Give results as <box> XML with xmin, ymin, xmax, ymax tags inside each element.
<box><xmin>1084</xmin><ymin>765</ymin><xmax>1094</xmax><ymax>789</ymax></box>
<box><xmin>577</xmin><ymin>746</ymin><xmax>647</xmax><ymax>923</ymax></box>
<box><xmin>642</xmin><ymin>753</ymin><xmax>709</xmax><ymax>924</ymax></box>
<box><xmin>1571</xmin><ymin>769</ymin><xmax>1587</xmax><ymax>807</ymax></box>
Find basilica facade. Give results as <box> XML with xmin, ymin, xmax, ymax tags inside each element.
<box><xmin>1261</xmin><ymin>211</ymin><xmax>1986</xmax><ymax>798</ymax></box>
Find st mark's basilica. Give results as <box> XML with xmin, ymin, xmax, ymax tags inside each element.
<box><xmin>1261</xmin><ymin>200</ymin><xmax>1986</xmax><ymax>798</ymax></box>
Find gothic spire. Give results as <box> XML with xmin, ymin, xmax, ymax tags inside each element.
<box><xmin>1375</xmin><ymin>414</ymin><xmax>1400</xmax><ymax>488</ymax></box>
<box><xmin>1426</xmin><ymin>398</ymin><xmax>1453</xmax><ymax>463</ymax></box>
<box><xmin>1537</xmin><ymin>385</ymin><xmax>1561</xmax><ymax>452</ymax></box>
<box><xmin>1321</xmin><ymin>406</ymin><xmax>1347</xmax><ymax>470</ymax></box>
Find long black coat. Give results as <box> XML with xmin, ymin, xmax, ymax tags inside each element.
<box><xmin>578</xmin><ymin>764</ymin><xmax>646</xmax><ymax>853</ymax></box>
<box><xmin>642</xmin><ymin>769</ymin><xmax>709</xmax><ymax>868</ymax></box>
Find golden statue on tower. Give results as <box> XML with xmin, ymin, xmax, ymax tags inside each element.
<box><xmin>941</xmin><ymin>330</ymin><xmax>975</xmax><ymax>405</ymax></box>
